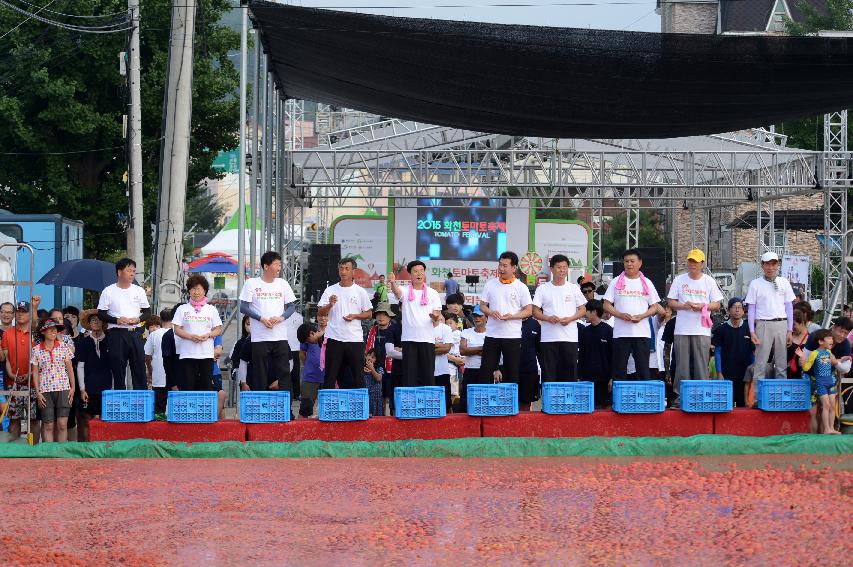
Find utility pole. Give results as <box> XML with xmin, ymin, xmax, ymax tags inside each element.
<box><xmin>128</xmin><ymin>0</ymin><xmax>145</xmax><ymax>284</ymax></box>
<box><xmin>153</xmin><ymin>0</ymin><xmax>196</xmax><ymax>310</ymax></box>
<box><xmin>237</xmin><ymin>5</ymin><xmax>248</xmax><ymax>295</ymax></box>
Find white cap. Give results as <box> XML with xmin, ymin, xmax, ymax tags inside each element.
<box><xmin>760</xmin><ymin>251</ymin><xmax>779</xmax><ymax>263</ymax></box>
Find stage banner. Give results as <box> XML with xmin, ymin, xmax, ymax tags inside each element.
<box><xmin>781</xmin><ymin>254</ymin><xmax>810</xmax><ymax>297</ymax></box>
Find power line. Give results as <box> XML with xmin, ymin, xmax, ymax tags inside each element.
<box><xmin>0</xmin><ymin>145</ymin><xmax>125</xmax><ymax>155</ymax></box>
<box><xmin>0</xmin><ymin>0</ymin><xmax>131</xmax><ymax>34</ymax></box>
<box><xmin>0</xmin><ymin>0</ymin><xmax>56</xmax><ymax>41</ymax></box>
<box><xmin>10</xmin><ymin>0</ymin><xmax>128</xmax><ymax>19</ymax></box>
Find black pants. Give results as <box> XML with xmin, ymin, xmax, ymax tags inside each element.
<box><xmin>106</xmin><ymin>328</ymin><xmax>147</xmax><ymax>390</ymax></box>
<box><xmin>181</xmin><ymin>358</ymin><xmax>214</xmax><ymax>390</ymax></box>
<box><xmin>154</xmin><ymin>387</ymin><xmax>168</xmax><ymax>413</ymax></box>
<box><xmin>290</xmin><ymin>352</ymin><xmax>301</xmax><ymax>399</ymax></box>
<box><xmin>457</xmin><ymin>367</ymin><xmax>481</xmax><ymax>413</ymax></box>
<box><xmin>435</xmin><ymin>373</ymin><xmax>451</xmax><ymax>410</ymax></box>
<box><xmin>250</xmin><ymin>340</ymin><xmax>291</xmax><ymax>392</ymax></box>
<box><xmin>402</xmin><ymin>341</ymin><xmax>436</xmax><ymax>387</ymax></box>
<box><xmin>480</xmin><ymin>337</ymin><xmax>521</xmax><ymax>383</ymax></box>
<box><xmin>322</xmin><ymin>339</ymin><xmax>363</xmax><ymax>389</ymax></box>
<box><xmin>613</xmin><ymin>337</ymin><xmax>651</xmax><ymax>381</ymax></box>
<box><xmin>539</xmin><ymin>341</ymin><xmax>579</xmax><ymax>382</ymax></box>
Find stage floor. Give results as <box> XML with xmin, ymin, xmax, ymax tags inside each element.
<box><xmin>2</xmin><ymin>455</ymin><xmax>850</xmax><ymax>566</ymax></box>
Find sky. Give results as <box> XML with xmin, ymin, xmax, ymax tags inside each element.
<box><xmin>245</xmin><ymin>0</ymin><xmax>663</xmax><ymax>32</ymax></box>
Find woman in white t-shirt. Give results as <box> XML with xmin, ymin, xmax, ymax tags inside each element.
<box><xmin>172</xmin><ymin>275</ymin><xmax>223</xmax><ymax>390</ymax></box>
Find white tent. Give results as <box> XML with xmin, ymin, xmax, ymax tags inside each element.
<box><xmin>0</xmin><ymin>231</ymin><xmax>18</xmax><ymax>305</ymax></box>
<box><xmin>200</xmin><ymin>208</ymin><xmax>263</xmax><ymax>260</ymax></box>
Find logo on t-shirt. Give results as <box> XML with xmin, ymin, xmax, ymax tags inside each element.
<box><xmin>680</xmin><ymin>283</ymin><xmax>707</xmax><ymax>300</ymax></box>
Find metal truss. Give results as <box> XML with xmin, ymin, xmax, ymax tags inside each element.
<box><xmin>292</xmin><ymin>149</ymin><xmax>820</xmax><ymax>209</ymax></box>
<box><xmin>623</xmin><ymin>187</ymin><xmax>640</xmax><ymax>249</ymax></box>
<box><xmin>284</xmin><ymin>98</ymin><xmax>305</xmax><ymax>150</ymax></box>
<box><xmin>822</xmin><ymin>111</ymin><xmax>849</xmax><ymax>312</ymax></box>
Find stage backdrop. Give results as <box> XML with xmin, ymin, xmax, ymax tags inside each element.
<box><xmin>330</xmin><ymin>203</ymin><xmax>591</xmax><ymax>303</ymax></box>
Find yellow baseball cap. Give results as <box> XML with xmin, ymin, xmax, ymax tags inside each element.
<box><xmin>686</xmin><ymin>249</ymin><xmax>706</xmax><ymax>263</ymax></box>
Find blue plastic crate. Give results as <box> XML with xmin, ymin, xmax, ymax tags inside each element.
<box><xmin>612</xmin><ymin>381</ymin><xmax>665</xmax><ymax>413</ymax></box>
<box><xmin>167</xmin><ymin>391</ymin><xmax>218</xmax><ymax>423</ymax></box>
<box><xmin>101</xmin><ymin>390</ymin><xmax>154</xmax><ymax>422</ymax></box>
<box><xmin>239</xmin><ymin>391</ymin><xmax>291</xmax><ymax>423</ymax></box>
<box><xmin>318</xmin><ymin>388</ymin><xmax>370</xmax><ymax>421</ymax></box>
<box><xmin>467</xmin><ymin>383</ymin><xmax>518</xmax><ymax>416</ymax></box>
<box><xmin>394</xmin><ymin>386</ymin><xmax>446</xmax><ymax>419</ymax></box>
<box><xmin>756</xmin><ymin>378</ymin><xmax>811</xmax><ymax>411</ymax></box>
<box><xmin>541</xmin><ymin>382</ymin><xmax>595</xmax><ymax>414</ymax></box>
<box><xmin>680</xmin><ymin>380</ymin><xmax>733</xmax><ymax>413</ymax></box>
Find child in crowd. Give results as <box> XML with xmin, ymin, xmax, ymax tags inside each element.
<box><xmin>799</xmin><ymin>329</ymin><xmax>840</xmax><ymax>434</ymax></box>
<box><xmin>31</xmin><ymin>319</ymin><xmax>75</xmax><ymax>442</ymax></box>
<box><xmin>712</xmin><ymin>298</ymin><xmax>754</xmax><ymax>407</ymax></box>
<box><xmin>297</xmin><ymin>317</ymin><xmax>326</xmax><ymax>418</ymax></box>
<box><xmin>578</xmin><ymin>300</ymin><xmax>612</xmax><ymax>408</ymax></box>
<box><xmin>363</xmin><ymin>347</ymin><xmax>384</xmax><ymax>417</ymax></box>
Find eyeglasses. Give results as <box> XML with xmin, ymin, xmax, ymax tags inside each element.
<box><xmin>0</xmin><ymin>310</ymin><xmax>12</xmax><ymax>315</ymax></box>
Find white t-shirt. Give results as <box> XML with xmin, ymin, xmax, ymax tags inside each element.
<box><xmin>460</xmin><ymin>327</ymin><xmax>487</xmax><ymax>369</ymax></box>
<box><xmin>318</xmin><ymin>283</ymin><xmax>372</xmax><ymax>343</ymax></box>
<box><xmin>480</xmin><ymin>278</ymin><xmax>533</xmax><ymax>339</ymax></box>
<box><xmin>433</xmin><ymin>323</ymin><xmax>453</xmax><ymax>376</ymax></box>
<box><xmin>97</xmin><ymin>283</ymin><xmax>150</xmax><ymax>330</ymax></box>
<box><xmin>667</xmin><ymin>273</ymin><xmax>724</xmax><ymax>337</ymax></box>
<box><xmin>399</xmin><ymin>285</ymin><xmax>443</xmax><ymax>343</ymax></box>
<box><xmin>603</xmin><ymin>275</ymin><xmax>661</xmax><ymax>339</ymax></box>
<box><xmin>449</xmin><ymin>329</ymin><xmax>462</xmax><ymax>356</ymax></box>
<box><xmin>533</xmin><ymin>281</ymin><xmax>587</xmax><ymax>342</ymax></box>
<box><xmin>172</xmin><ymin>304</ymin><xmax>223</xmax><ymax>360</ymax></box>
<box><xmin>286</xmin><ymin>312</ymin><xmax>302</xmax><ymax>351</ymax></box>
<box><xmin>143</xmin><ymin>327</ymin><xmax>168</xmax><ymax>388</ymax></box>
<box><xmin>745</xmin><ymin>277</ymin><xmax>795</xmax><ymax>320</ymax></box>
<box><xmin>239</xmin><ymin>277</ymin><xmax>297</xmax><ymax>343</ymax></box>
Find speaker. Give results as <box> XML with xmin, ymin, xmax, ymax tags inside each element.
<box><xmin>635</xmin><ymin>247</ymin><xmax>666</xmax><ymax>296</ymax></box>
<box><xmin>305</xmin><ymin>244</ymin><xmax>341</xmax><ymax>303</ymax></box>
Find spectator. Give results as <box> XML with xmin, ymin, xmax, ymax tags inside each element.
<box><xmin>286</xmin><ymin>312</ymin><xmax>302</xmax><ymax>402</ymax></box>
<box><xmin>388</xmin><ymin>260</ymin><xmax>443</xmax><ymax>387</ymax></box>
<box><xmin>2</xmin><ymin>301</ymin><xmax>38</xmax><ymax>443</ymax></box>
<box><xmin>787</xmin><ymin>311</ymin><xmax>809</xmax><ymax>379</ymax></box>
<box><xmin>211</xmin><ymin>334</ymin><xmax>226</xmax><ymax>419</ymax></box>
<box><xmin>297</xmin><ymin>319</ymin><xmax>325</xmax><ymax>417</ymax></box>
<box><xmin>794</xmin><ymin>301</ymin><xmax>820</xmax><ymax>333</ymax></box>
<box><xmin>667</xmin><ymin>249</ymin><xmax>723</xmax><ymax>408</ymax></box>
<box><xmin>509</xmin><ymin>315</ymin><xmax>541</xmax><ymax>412</ymax></box>
<box><xmin>603</xmin><ymin>248</ymin><xmax>662</xmax><ymax>381</ymax></box>
<box><xmin>799</xmin><ymin>329</ymin><xmax>840</xmax><ymax>434</ymax></box>
<box><xmin>578</xmin><ymin>300</ymin><xmax>613</xmax><ymax>408</ymax></box>
<box><xmin>362</xmin><ymin>347</ymin><xmax>384</xmax><ymax>417</ymax></box>
<box><xmin>160</xmin><ymin>306</ymin><xmax>181</xmax><ymax>393</ymax></box>
<box><xmin>444</xmin><ymin>272</ymin><xmax>459</xmax><ymax>297</ymax></box>
<box><xmin>712</xmin><ymin>298</ymin><xmax>754</xmax><ymax>408</ymax></box>
<box><xmin>457</xmin><ymin>305</ymin><xmax>488</xmax><ymax>413</ymax></box>
<box><xmin>432</xmin><ymin>312</ymin><xmax>454</xmax><ymax>412</ymax></box>
<box><xmin>533</xmin><ymin>254</ymin><xmax>586</xmax><ymax>382</ymax></box>
<box><xmin>745</xmin><ymin>251</ymin><xmax>795</xmax><ymax>381</ymax></box>
<box><xmin>802</xmin><ymin>317</ymin><xmax>853</xmax><ymax>427</ymax></box>
<box><xmin>239</xmin><ymin>250</ymin><xmax>298</xmax><ymax>392</ymax></box>
<box><xmin>445</xmin><ymin>293</ymin><xmax>472</xmax><ymax>329</ymax></box>
<box><xmin>0</xmin><ymin>301</ymin><xmax>13</xmax><ymax>334</ymax></box>
<box><xmin>580</xmin><ymin>281</ymin><xmax>597</xmax><ymax>306</ymax></box>
<box><xmin>172</xmin><ymin>275</ymin><xmax>223</xmax><ymax>391</ymax></box>
<box><xmin>478</xmin><ymin>251</ymin><xmax>533</xmax><ymax>394</ymax></box>
<box><xmin>31</xmin><ymin>319</ymin><xmax>74</xmax><ymax>442</ymax></box>
<box><xmin>144</xmin><ymin>312</ymin><xmax>170</xmax><ymax>414</ymax></box>
<box><xmin>97</xmin><ymin>257</ymin><xmax>151</xmax><ymax>390</ymax></box>
<box><xmin>317</xmin><ymin>258</ymin><xmax>372</xmax><ymax>389</ymax></box>
<box><xmin>76</xmin><ymin>310</ymin><xmax>110</xmax><ymax>440</ymax></box>
<box><xmin>373</xmin><ymin>274</ymin><xmax>389</xmax><ymax>308</ymax></box>
<box><xmin>369</xmin><ymin>303</ymin><xmax>398</xmax><ymax>415</ymax></box>
<box><xmin>62</xmin><ymin>306</ymin><xmax>81</xmax><ymax>336</ymax></box>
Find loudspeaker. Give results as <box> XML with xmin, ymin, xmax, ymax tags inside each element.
<box><xmin>304</xmin><ymin>244</ymin><xmax>341</xmax><ymax>303</ymax></box>
<box><xmin>635</xmin><ymin>247</ymin><xmax>666</xmax><ymax>296</ymax></box>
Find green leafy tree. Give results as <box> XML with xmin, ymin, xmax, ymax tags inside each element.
<box><xmin>600</xmin><ymin>210</ymin><xmax>668</xmax><ymax>260</ymax></box>
<box><xmin>0</xmin><ymin>0</ymin><xmax>239</xmax><ymax>259</ymax></box>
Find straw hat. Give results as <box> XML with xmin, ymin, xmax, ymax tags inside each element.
<box><xmin>80</xmin><ymin>308</ymin><xmax>102</xmax><ymax>331</ymax></box>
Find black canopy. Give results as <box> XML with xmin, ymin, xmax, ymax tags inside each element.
<box><xmin>250</xmin><ymin>2</ymin><xmax>853</xmax><ymax>139</ymax></box>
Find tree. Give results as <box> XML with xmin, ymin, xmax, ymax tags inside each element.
<box><xmin>600</xmin><ymin>210</ymin><xmax>668</xmax><ymax>260</ymax></box>
<box><xmin>0</xmin><ymin>0</ymin><xmax>239</xmax><ymax>260</ymax></box>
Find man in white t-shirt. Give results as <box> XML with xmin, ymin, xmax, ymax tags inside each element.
<box><xmin>432</xmin><ymin>316</ymin><xmax>453</xmax><ymax>411</ymax></box>
<box><xmin>238</xmin><ymin>251</ymin><xmax>297</xmax><ymax>391</ymax></box>
<box><xmin>144</xmin><ymin>309</ymin><xmax>172</xmax><ymax>413</ymax></box>
<box><xmin>603</xmin><ymin>248</ymin><xmax>662</xmax><ymax>381</ymax></box>
<box><xmin>317</xmin><ymin>257</ymin><xmax>373</xmax><ymax>389</ymax></box>
<box><xmin>478</xmin><ymin>251</ymin><xmax>533</xmax><ymax>390</ymax></box>
<box><xmin>667</xmin><ymin>249</ymin><xmax>723</xmax><ymax>404</ymax></box>
<box><xmin>389</xmin><ymin>260</ymin><xmax>443</xmax><ymax>387</ymax></box>
<box><xmin>745</xmin><ymin>251</ymin><xmax>795</xmax><ymax>381</ymax></box>
<box><xmin>458</xmin><ymin>305</ymin><xmax>488</xmax><ymax>412</ymax></box>
<box><xmin>533</xmin><ymin>254</ymin><xmax>587</xmax><ymax>382</ymax></box>
<box><xmin>96</xmin><ymin>257</ymin><xmax>151</xmax><ymax>390</ymax></box>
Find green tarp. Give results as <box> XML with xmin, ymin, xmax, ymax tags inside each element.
<box><xmin>0</xmin><ymin>435</ymin><xmax>850</xmax><ymax>459</ymax></box>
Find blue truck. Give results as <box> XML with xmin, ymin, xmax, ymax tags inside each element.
<box><xmin>0</xmin><ymin>211</ymin><xmax>84</xmax><ymax>311</ymax></box>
